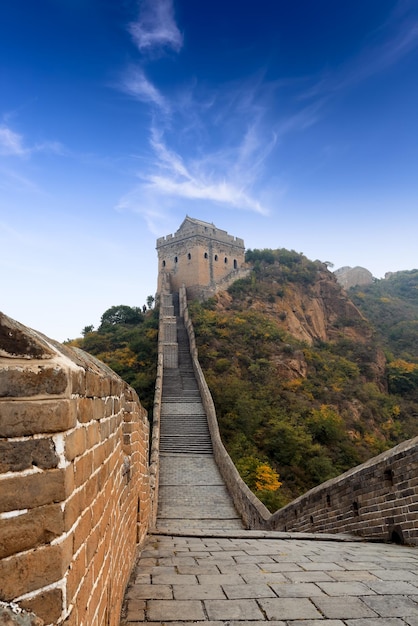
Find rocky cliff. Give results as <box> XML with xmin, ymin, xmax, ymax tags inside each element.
<box><xmin>334</xmin><ymin>265</ymin><xmax>374</xmax><ymax>289</ymax></box>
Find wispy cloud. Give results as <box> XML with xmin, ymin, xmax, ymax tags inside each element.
<box><xmin>0</xmin><ymin>123</ymin><xmax>67</xmax><ymax>158</ymax></box>
<box><xmin>0</xmin><ymin>125</ymin><xmax>27</xmax><ymax>156</ymax></box>
<box><xmin>301</xmin><ymin>9</ymin><xmax>418</xmax><ymax>101</ymax></box>
<box><xmin>119</xmin><ymin>66</ymin><xmax>169</xmax><ymax>112</ymax></box>
<box><xmin>128</xmin><ymin>0</ymin><xmax>183</xmax><ymax>53</ymax></box>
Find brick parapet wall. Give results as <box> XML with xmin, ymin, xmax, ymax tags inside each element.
<box><xmin>0</xmin><ymin>312</ymin><xmax>151</xmax><ymax>625</ymax></box>
<box><xmin>267</xmin><ymin>436</ymin><xmax>418</xmax><ymax>545</ymax></box>
<box><xmin>179</xmin><ymin>288</ymin><xmax>418</xmax><ymax>545</ymax></box>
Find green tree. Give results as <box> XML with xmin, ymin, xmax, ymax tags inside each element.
<box><xmin>99</xmin><ymin>305</ymin><xmax>143</xmax><ymax>329</ymax></box>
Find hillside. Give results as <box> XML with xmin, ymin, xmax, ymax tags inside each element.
<box><xmin>67</xmin><ymin>305</ymin><xmax>159</xmax><ymax>417</ymax></box>
<box><xmin>349</xmin><ymin>270</ymin><xmax>418</xmax><ymax>363</ymax></box>
<box><xmin>189</xmin><ymin>250</ymin><xmax>418</xmax><ymax>510</ymax></box>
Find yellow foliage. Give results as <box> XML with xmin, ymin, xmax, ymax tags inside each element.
<box><xmin>390</xmin><ymin>359</ymin><xmax>418</xmax><ymax>373</ymax></box>
<box><xmin>255</xmin><ymin>464</ymin><xmax>282</xmax><ymax>492</ymax></box>
<box><xmin>283</xmin><ymin>378</ymin><xmax>302</xmax><ymax>391</ymax></box>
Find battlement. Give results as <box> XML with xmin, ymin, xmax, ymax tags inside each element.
<box><xmin>156</xmin><ymin>217</ymin><xmax>245</xmax><ymax>249</ymax></box>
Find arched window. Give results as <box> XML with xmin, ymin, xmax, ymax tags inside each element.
<box><xmin>187</xmin><ymin>253</ymin><xmax>191</xmax><ymax>260</ymax></box>
<box><xmin>214</xmin><ymin>254</ymin><xmax>218</xmax><ymax>261</ymax></box>
<box><xmin>174</xmin><ymin>256</ymin><xmax>178</xmax><ymax>263</ymax></box>
<box><xmin>224</xmin><ymin>257</ymin><xmax>228</xmax><ymax>263</ymax></box>
<box><xmin>233</xmin><ymin>259</ymin><xmax>237</xmax><ymax>269</ymax></box>
<box><xmin>162</xmin><ymin>260</ymin><xmax>166</xmax><ymax>267</ymax></box>
<box><xmin>204</xmin><ymin>252</ymin><xmax>208</xmax><ymax>259</ymax></box>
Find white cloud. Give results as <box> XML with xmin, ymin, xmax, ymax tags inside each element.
<box><xmin>120</xmin><ymin>67</ymin><xmax>169</xmax><ymax>112</ymax></box>
<box><xmin>128</xmin><ymin>0</ymin><xmax>183</xmax><ymax>53</ymax></box>
<box><xmin>0</xmin><ymin>124</ymin><xmax>67</xmax><ymax>158</ymax></box>
<box><xmin>0</xmin><ymin>125</ymin><xmax>27</xmax><ymax>156</ymax></box>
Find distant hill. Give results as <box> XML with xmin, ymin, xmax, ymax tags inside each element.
<box><xmin>349</xmin><ymin>270</ymin><xmax>418</xmax><ymax>362</ymax></box>
<box><xmin>189</xmin><ymin>249</ymin><xmax>418</xmax><ymax>510</ymax></box>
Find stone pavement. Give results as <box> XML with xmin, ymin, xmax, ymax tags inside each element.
<box><xmin>157</xmin><ymin>454</ymin><xmax>243</xmax><ymax>531</ymax></box>
<box><xmin>120</xmin><ymin>530</ymin><xmax>418</xmax><ymax>625</ymax></box>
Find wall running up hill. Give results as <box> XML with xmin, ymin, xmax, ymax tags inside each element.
<box><xmin>180</xmin><ymin>288</ymin><xmax>418</xmax><ymax>545</ymax></box>
<box><xmin>0</xmin><ymin>312</ymin><xmax>150</xmax><ymax>626</ymax></box>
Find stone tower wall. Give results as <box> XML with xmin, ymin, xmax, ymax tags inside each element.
<box><xmin>0</xmin><ymin>313</ymin><xmax>150</xmax><ymax>625</ymax></box>
<box><xmin>156</xmin><ymin>218</ymin><xmax>246</xmax><ymax>296</ymax></box>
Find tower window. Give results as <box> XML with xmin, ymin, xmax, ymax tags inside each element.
<box><xmin>224</xmin><ymin>257</ymin><xmax>228</xmax><ymax>263</ymax></box>
<box><xmin>174</xmin><ymin>256</ymin><xmax>178</xmax><ymax>263</ymax></box>
<box><xmin>187</xmin><ymin>253</ymin><xmax>191</xmax><ymax>260</ymax></box>
<box><xmin>162</xmin><ymin>260</ymin><xmax>166</xmax><ymax>267</ymax></box>
<box><xmin>233</xmin><ymin>259</ymin><xmax>237</xmax><ymax>269</ymax></box>
<box><xmin>214</xmin><ymin>254</ymin><xmax>218</xmax><ymax>261</ymax></box>
<box><xmin>204</xmin><ymin>252</ymin><xmax>208</xmax><ymax>259</ymax></box>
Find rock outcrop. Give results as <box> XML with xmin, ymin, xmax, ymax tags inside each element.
<box><xmin>334</xmin><ymin>266</ymin><xmax>374</xmax><ymax>290</ymax></box>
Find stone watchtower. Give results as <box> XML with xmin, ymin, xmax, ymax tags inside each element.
<box><xmin>156</xmin><ymin>216</ymin><xmax>247</xmax><ymax>299</ymax></box>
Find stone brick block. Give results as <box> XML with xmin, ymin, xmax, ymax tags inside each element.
<box><xmin>0</xmin><ymin>399</ymin><xmax>77</xmax><ymax>437</ymax></box>
<box><xmin>74</xmin><ymin>452</ymin><xmax>93</xmax><ymax>488</ymax></box>
<box><xmin>20</xmin><ymin>586</ymin><xmax>63</xmax><ymax>624</ymax></box>
<box><xmin>0</xmin><ymin>503</ymin><xmax>64</xmax><ymax>559</ymax></box>
<box><xmin>65</xmin><ymin>427</ymin><xmax>86</xmax><ymax>462</ymax></box>
<box><xmin>0</xmin><ymin>438</ymin><xmax>58</xmax><ymax>472</ymax></box>
<box><xmin>0</xmin><ymin>468</ymin><xmax>69</xmax><ymax>513</ymax></box>
<box><xmin>0</xmin><ymin>365</ymin><xmax>68</xmax><ymax>398</ymax></box>
<box><xmin>0</xmin><ymin>537</ymin><xmax>72</xmax><ymax>599</ymax></box>
<box><xmin>85</xmin><ymin>370</ymin><xmax>102</xmax><ymax>398</ymax></box>
<box><xmin>71</xmin><ymin>368</ymin><xmax>85</xmax><ymax>396</ymax></box>
<box><xmin>77</xmin><ymin>397</ymin><xmax>93</xmax><ymax>423</ymax></box>
<box><xmin>93</xmin><ymin>398</ymin><xmax>105</xmax><ymax>421</ymax></box>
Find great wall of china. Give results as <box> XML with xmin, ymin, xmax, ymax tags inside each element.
<box><xmin>1</xmin><ymin>217</ymin><xmax>418</xmax><ymax>625</ymax></box>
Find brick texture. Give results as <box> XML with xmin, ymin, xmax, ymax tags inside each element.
<box><xmin>0</xmin><ymin>312</ymin><xmax>151</xmax><ymax>625</ymax></box>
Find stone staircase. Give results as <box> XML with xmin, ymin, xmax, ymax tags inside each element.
<box><xmin>157</xmin><ymin>293</ymin><xmax>243</xmax><ymax>531</ymax></box>
<box><xmin>160</xmin><ymin>317</ymin><xmax>213</xmax><ymax>455</ymax></box>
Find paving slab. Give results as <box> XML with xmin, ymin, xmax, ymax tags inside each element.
<box><xmin>121</xmin><ymin>534</ymin><xmax>418</xmax><ymax>624</ymax></box>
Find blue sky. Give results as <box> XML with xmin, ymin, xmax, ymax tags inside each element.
<box><xmin>1</xmin><ymin>0</ymin><xmax>418</xmax><ymax>341</ymax></box>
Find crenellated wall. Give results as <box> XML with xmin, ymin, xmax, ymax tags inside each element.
<box><xmin>0</xmin><ymin>312</ymin><xmax>151</xmax><ymax>625</ymax></box>
<box><xmin>266</xmin><ymin>435</ymin><xmax>418</xmax><ymax>544</ymax></box>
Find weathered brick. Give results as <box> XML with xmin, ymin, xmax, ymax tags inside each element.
<box><xmin>77</xmin><ymin>397</ymin><xmax>93</xmax><ymax>423</ymax></box>
<box><xmin>0</xmin><ymin>365</ymin><xmax>68</xmax><ymax>398</ymax></box>
<box><xmin>0</xmin><ymin>399</ymin><xmax>77</xmax><ymax>437</ymax></box>
<box><xmin>0</xmin><ymin>438</ymin><xmax>59</xmax><ymax>472</ymax></box>
<box><xmin>0</xmin><ymin>468</ymin><xmax>69</xmax><ymax>513</ymax></box>
<box><xmin>20</xmin><ymin>586</ymin><xmax>63</xmax><ymax>624</ymax></box>
<box><xmin>85</xmin><ymin>370</ymin><xmax>102</xmax><ymax>398</ymax></box>
<box><xmin>74</xmin><ymin>508</ymin><xmax>92</xmax><ymax>553</ymax></box>
<box><xmin>65</xmin><ymin>427</ymin><xmax>87</xmax><ymax>462</ymax></box>
<box><xmin>66</xmin><ymin>543</ymin><xmax>87</xmax><ymax>604</ymax></box>
<box><xmin>93</xmin><ymin>398</ymin><xmax>105</xmax><ymax>421</ymax></box>
<box><xmin>0</xmin><ymin>537</ymin><xmax>72</xmax><ymax>599</ymax></box>
<box><xmin>86</xmin><ymin>422</ymin><xmax>100</xmax><ymax>448</ymax></box>
<box><xmin>0</xmin><ymin>503</ymin><xmax>64</xmax><ymax>558</ymax></box>
<box><xmin>74</xmin><ymin>451</ymin><xmax>93</xmax><ymax>488</ymax></box>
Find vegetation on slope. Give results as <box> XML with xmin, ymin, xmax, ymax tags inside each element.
<box><xmin>349</xmin><ymin>271</ymin><xmax>418</xmax><ymax>403</ymax></box>
<box><xmin>67</xmin><ymin>304</ymin><xmax>158</xmax><ymax>417</ymax></box>
<box><xmin>189</xmin><ymin>250</ymin><xmax>418</xmax><ymax>510</ymax></box>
